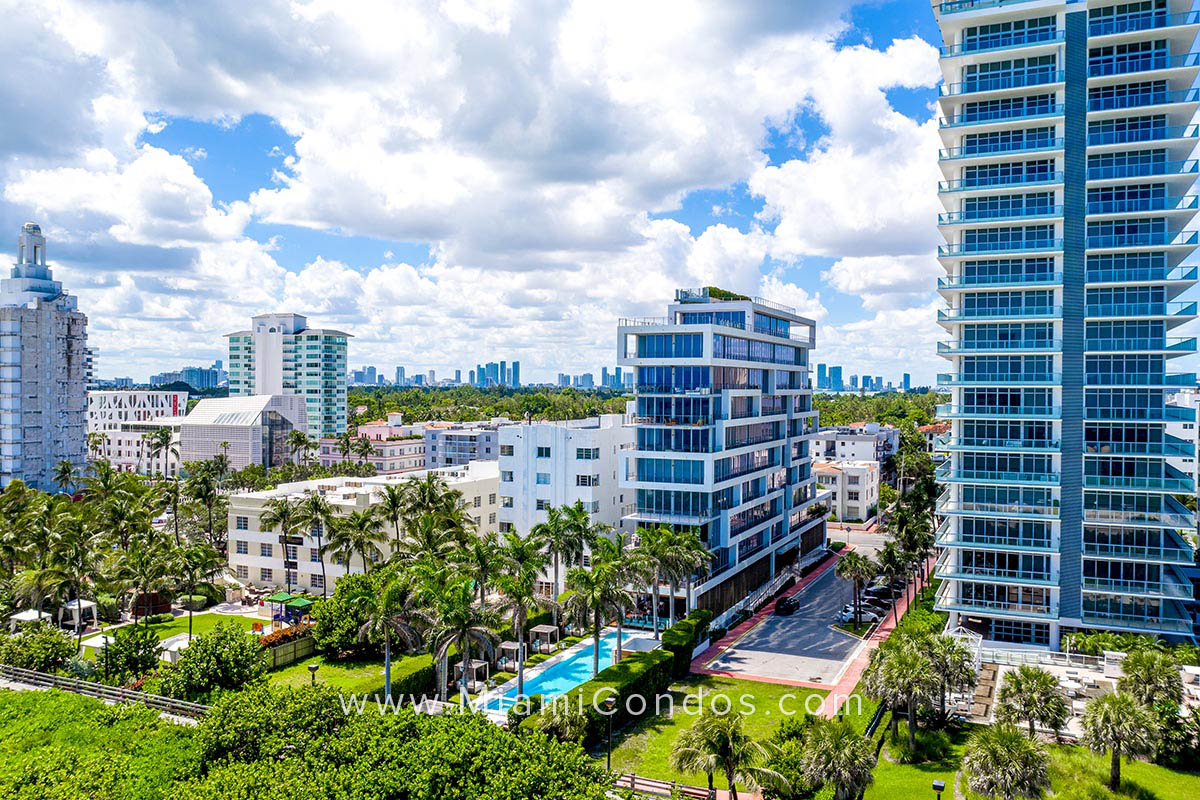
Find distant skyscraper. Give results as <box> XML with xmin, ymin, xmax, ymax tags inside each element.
<box><xmin>511</xmin><ymin>361</ymin><xmax>520</xmax><ymax>387</ymax></box>
<box><xmin>499</xmin><ymin>360</ymin><xmax>507</xmax><ymax>387</ymax></box>
<box><xmin>829</xmin><ymin>365</ymin><xmax>843</xmax><ymax>392</ymax></box>
<box><xmin>396</xmin><ymin>366</ymin><xmax>405</xmax><ymax>385</ymax></box>
<box><xmin>816</xmin><ymin>363</ymin><xmax>827</xmax><ymax>390</ymax></box>
<box><xmin>427</xmin><ymin>369</ymin><xmax>435</xmax><ymax>385</ymax></box>
<box><xmin>468</xmin><ymin>369</ymin><xmax>475</xmax><ymax>385</ymax></box>
<box><xmin>579</xmin><ymin>372</ymin><xmax>594</xmax><ymax>388</ymax></box>
<box><xmin>454</xmin><ymin>369</ymin><xmax>462</xmax><ymax>383</ymax></box>
<box><xmin>902</xmin><ymin>372</ymin><xmax>910</xmax><ymax>391</ymax></box>
<box><xmin>0</xmin><ymin>223</ymin><xmax>88</xmax><ymax>490</ymax></box>
<box><xmin>557</xmin><ymin>373</ymin><xmax>570</xmax><ymax>387</ymax></box>
<box><xmin>601</xmin><ymin>366</ymin><xmax>609</xmax><ymax>387</ymax></box>
<box><xmin>850</xmin><ymin>375</ymin><xmax>858</xmax><ymax>391</ymax></box>
<box><xmin>365</xmin><ymin>366</ymin><xmax>376</xmax><ymax>385</ymax></box>
<box><xmin>485</xmin><ymin>362</ymin><xmax>499</xmax><ymax>386</ymax></box>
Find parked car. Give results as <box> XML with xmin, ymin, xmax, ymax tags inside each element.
<box><xmin>863</xmin><ymin>585</ymin><xmax>897</xmax><ymax>600</ymax></box>
<box><xmin>838</xmin><ymin>606</ymin><xmax>882</xmax><ymax>624</ymax></box>
<box><xmin>860</xmin><ymin>597</ymin><xmax>891</xmax><ymax>613</ymax></box>
<box><xmin>775</xmin><ymin>596</ymin><xmax>801</xmax><ymax>616</ymax></box>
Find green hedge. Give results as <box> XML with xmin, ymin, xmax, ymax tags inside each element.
<box><xmin>391</xmin><ymin>653</ymin><xmax>436</xmax><ymax>698</ymax></box>
<box><xmin>521</xmin><ymin>649</ymin><xmax>674</xmax><ymax>747</ymax></box>
<box><xmin>178</xmin><ymin>594</ymin><xmax>208</xmax><ymax>611</ymax></box>
<box><xmin>660</xmin><ymin>609</ymin><xmax>714</xmax><ymax>678</ymax></box>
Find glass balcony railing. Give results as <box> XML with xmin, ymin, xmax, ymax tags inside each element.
<box><xmin>938</xmin><ymin>339</ymin><xmax>1061</xmax><ymax>353</ymax></box>
<box><xmin>937</xmin><ymin>562</ymin><xmax>1056</xmax><ymax>585</ymax></box>
<box><xmin>937</xmin><ymin>403</ymin><xmax>1061</xmax><ymax>418</ymax></box>
<box><xmin>940</xmin><ymin>104</ymin><xmax>1064</xmax><ymax>128</ymax></box>
<box><xmin>1080</xmin><ymin>609</ymin><xmax>1193</xmax><ymax>634</ymax></box>
<box><xmin>939</xmin><ymin>436</ymin><xmax>1061</xmax><ymax>450</ymax></box>
<box><xmin>1084</xmin><ymin>508</ymin><xmax>1195</xmax><ymax>529</ymax></box>
<box><xmin>937</xmin><ymin>500</ymin><xmax>1059</xmax><ymax>521</ymax></box>
<box><xmin>938</xmin><ymin>0</ymin><xmax>1039</xmax><ymax>15</ymax></box>
<box><xmin>941</xmin><ymin>29</ymin><xmax>1063</xmax><ymax>57</ymax></box>
<box><xmin>935</xmin><ymin>591</ymin><xmax>1058</xmax><ymax>619</ymax></box>
<box><xmin>1088</xmin><ymin>53</ymin><xmax>1200</xmax><ymax>78</ymax></box>
<box><xmin>1088</xmin><ymin>10</ymin><xmax>1200</xmax><ymax>38</ymax></box>
<box><xmin>936</xmin><ymin>465</ymin><xmax>1060</xmax><ymax>485</ymax></box>
<box><xmin>1086</xmin><ymin>301</ymin><xmax>1197</xmax><ymax>317</ymax></box>
<box><xmin>938</xmin><ymin>372</ymin><xmax>1060</xmax><ymax>385</ymax></box>
<box><xmin>1087</xmin><ymin>195</ymin><xmax>1198</xmax><ymax>215</ymax></box>
<box><xmin>1087</xmin><ymin>160</ymin><xmax>1199</xmax><ymax>181</ymax></box>
<box><xmin>1087</xmin><ymin>265</ymin><xmax>1197</xmax><ymax>283</ymax></box>
<box><xmin>1085</xmin><ymin>474</ymin><xmax>1195</xmax><ymax>492</ymax></box>
<box><xmin>1086</xmin><ymin>231</ymin><xmax>1198</xmax><ymax>249</ymax></box>
<box><xmin>939</xmin><ymin>305</ymin><xmax>1060</xmax><ymax>321</ymax></box>
<box><xmin>1088</xmin><ymin>88</ymin><xmax>1200</xmax><ymax>112</ymax></box>
<box><xmin>940</xmin><ymin>139</ymin><xmax>1063</xmax><ymax>160</ymax></box>
<box><xmin>1083</xmin><ymin>541</ymin><xmax>1195</xmax><ymax>563</ymax></box>
<box><xmin>939</xmin><ymin>206</ymin><xmax>1062</xmax><ymax>224</ymax></box>
<box><xmin>942</xmin><ymin>70</ymin><xmax>1064</xmax><ymax>96</ymax></box>
<box><xmin>1086</xmin><ymin>405</ymin><xmax>1196</xmax><ymax>422</ymax></box>
<box><xmin>1086</xmin><ymin>371</ymin><xmax>1197</xmax><ymax>386</ymax></box>
<box><xmin>1084</xmin><ymin>576</ymin><xmax>1194</xmax><ymax>599</ymax></box>
<box><xmin>937</xmin><ymin>530</ymin><xmax>1059</xmax><ymax>551</ymax></box>
<box><xmin>940</xmin><ymin>172</ymin><xmax>1063</xmax><ymax>192</ymax></box>
<box><xmin>1087</xmin><ymin>124</ymin><xmax>1199</xmax><ymax>147</ymax></box>
<box><xmin>1085</xmin><ymin>439</ymin><xmax>1194</xmax><ymax>457</ymax></box>
<box><xmin>940</xmin><ymin>272</ymin><xmax>1062</xmax><ymax>289</ymax></box>
<box><xmin>1085</xmin><ymin>336</ymin><xmax>1197</xmax><ymax>352</ymax></box>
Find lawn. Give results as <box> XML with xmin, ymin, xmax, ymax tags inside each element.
<box><xmin>80</xmin><ymin>612</ymin><xmax>266</xmax><ymax>651</ymax></box>
<box><xmin>864</xmin><ymin>725</ymin><xmax>970</xmax><ymax>800</ymax></box>
<box><xmin>270</xmin><ymin>653</ymin><xmax>395</xmax><ymax>695</ymax></box>
<box><xmin>606</xmin><ymin>674</ymin><xmax>828</xmax><ymax>790</ymax></box>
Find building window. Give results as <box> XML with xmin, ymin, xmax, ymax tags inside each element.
<box><xmin>536</xmin><ymin>473</ymin><xmax>550</xmax><ymax>485</ymax></box>
<box><xmin>536</xmin><ymin>499</ymin><xmax>550</xmax><ymax>510</ymax></box>
<box><xmin>501</xmin><ymin>471</ymin><xmax>514</xmax><ymax>482</ymax></box>
<box><xmin>260</xmin><ymin>543</ymin><xmax>273</xmax><ymax>558</ymax></box>
<box><xmin>576</xmin><ymin>447</ymin><xmax>600</xmax><ymax>460</ymax></box>
<box><xmin>500</xmin><ymin>496</ymin><xmax>513</xmax><ymax>507</ymax></box>
<box><xmin>474</xmin><ymin>496</ymin><xmax>482</xmax><ymax>508</ymax></box>
<box><xmin>235</xmin><ymin>516</ymin><xmax>249</xmax><ymax>530</ymax></box>
<box><xmin>235</xmin><ymin>540</ymin><xmax>248</xmax><ymax>555</ymax></box>
<box><xmin>488</xmin><ymin>512</ymin><xmax>496</xmax><ymax>524</ymax></box>
<box><xmin>236</xmin><ymin>565</ymin><xmax>249</xmax><ymax>580</ymax></box>
<box><xmin>576</xmin><ymin>474</ymin><xmax>599</xmax><ymax>487</ymax></box>
<box><xmin>500</xmin><ymin>444</ymin><xmax>514</xmax><ymax>456</ymax></box>
<box><xmin>260</xmin><ymin>568</ymin><xmax>273</xmax><ymax>582</ymax></box>
<box><xmin>310</xmin><ymin>548</ymin><xmax>320</xmax><ymax>562</ymax></box>
<box><xmin>537</xmin><ymin>446</ymin><xmax>551</xmax><ymax>458</ymax></box>
<box><xmin>285</xmin><ymin>569</ymin><xmax>298</xmax><ymax>586</ymax></box>
<box><xmin>311</xmin><ymin>574</ymin><xmax>324</xmax><ymax>590</ymax></box>
<box><xmin>489</xmin><ymin>493</ymin><xmax>496</xmax><ymax>504</ymax></box>
<box><xmin>499</xmin><ymin>521</ymin><xmax>514</xmax><ymax>532</ymax></box>
<box><xmin>285</xmin><ymin>544</ymin><xmax>298</xmax><ymax>560</ymax></box>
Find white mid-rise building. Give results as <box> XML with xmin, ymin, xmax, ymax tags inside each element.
<box><xmin>86</xmin><ymin>390</ymin><xmax>189</xmax><ymax>475</ymax></box>
<box><xmin>226</xmin><ymin>312</ymin><xmax>350</xmax><ymax>438</ymax></box>
<box><xmin>814</xmin><ymin>460</ymin><xmax>880</xmax><ymax>524</ymax></box>
<box><xmin>227</xmin><ymin>460</ymin><xmax>500</xmax><ymax>593</ymax></box>
<box><xmin>179</xmin><ymin>395</ymin><xmax>308</xmax><ymax>471</ymax></box>
<box><xmin>424</xmin><ymin>419</ymin><xmax>511</xmax><ymax>467</ymax></box>
<box><xmin>812</xmin><ymin>423</ymin><xmax>900</xmax><ymax>464</ymax></box>
<box><xmin>0</xmin><ymin>223</ymin><xmax>88</xmax><ymax>490</ymax></box>
<box><xmin>1166</xmin><ymin>389</ymin><xmax>1200</xmax><ymax>490</ymax></box>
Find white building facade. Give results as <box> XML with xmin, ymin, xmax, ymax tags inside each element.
<box><xmin>424</xmin><ymin>421</ymin><xmax>507</xmax><ymax>468</ymax></box>
<box><xmin>812</xmin><ymin>423</ymin><xmax>900</xmax><ymax>464</ymax></box>
<box><xmin>179</xmin><ymin>395</ymin><xmax>308</xmax><ymax>471</ymax></box>
<box><xmin>0</xmin><ymin>223</ymin><xmax>88</xmax><ymax>490</ymax></box>
<box><xmin>86</xmin><ymin>390</ymin><xmax>189</xmax><ymax>475</ymax></box>
<box><xmin>815</xmin><ymin>460</ymin><xmax>881</xmax><ymax>523</ymax></box>
<box><xmin>226</xmin><ymin>313</ymin><xmax>350</xmax><ymax>438</ymax></box>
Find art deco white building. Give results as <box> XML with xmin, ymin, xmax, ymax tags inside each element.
<box><xmin>0</xmin><ymin>223</ymin><xmax>88</xmax><ymax>490</ymax></box>
<box><xmin>226</xmin><ymin>313</ymin><xmax>350</xmax><ymax>438</ymax></box>
<box><xmin>227</xmin><ymin>460</ymin><xmax>500</xmax><ymax>593</ymax></box>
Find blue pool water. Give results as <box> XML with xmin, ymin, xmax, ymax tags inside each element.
<box><xmin>483</xmin><ymin>632</ymin><xmax>621</xmax><ymax>711</ymax></box>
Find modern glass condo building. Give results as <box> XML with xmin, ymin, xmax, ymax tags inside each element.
<box><xmin>934</xmin><ymin>0</ymin><xmax>1199</xmax><ymax>647</ymax></box>
<box><xmin>617</xmin><ymin>289</ymin><xmax>829</xmax><ymax>619</ymax></box>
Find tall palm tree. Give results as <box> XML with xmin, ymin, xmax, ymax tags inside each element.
<box><xmin>459</xmin><ymin>530</ymin><xmax>503</xmax><ymax>608</ymax></box>
<box><xmin>636</xmin><ymin>523</ymin><xmax>675</xmax><ymax>639</ymax></box>
<box><xmin>835</xmin><ymin>551</ymin><xmax>876</xmax><ymax>628</ymax></box>
<box><xmin>286</xmin><ymin>429</ymin><xmax>315</xmax><ymax>465</ymax></box>
<box><xmin>184</xmin><ymin>470</ymin><xmax>221</xmax><ymax>550</ymax></box>
<box><xmin>592</xmin><ymin>531</ymin><xmax>644</xmax><ymax>664</ymax></box>
<box><xmin>119</xmin><ymin>530</ymin><xmax>171</xmax><ymax>625</ymax></box>
<box><xmin>926</xmin><ymin>634</ymin><xmax>978</xmax><ymax>721</ymax></box>
<box><xmin>352</xmin><ymin>436</ymin><xmax>376</xmax><ymax>465</ymax></box>
<box><xmin>533</xmin><ymin>506</ymin><xmax>570</xmax><ymax>626</ymax></box>
<box><xmin>52</xmin><ymin>460</ymin><xmax>79</xmax><ymax>495</ymax></box>
<box><xmin>562</xmin><ymin>500</ymin><xmax>605</xmax><ymax>568</ymax></box>
<box><xmin>86</xmin><ymin>432</ymin><xmax>108</xmax><ymax>460</ymax></box>
<box><xmin>564</xmin><ymin>561</ymin><xmax>624</xmax><ymax>677</ymax></box>
<box><xmin>427</xmin><ymin>579</ymin><xmax>501</xmax><ymax>700</ymax></box>
<box><xmin>669</xmin><ymin>709</ymin><xmax>786</xmax><ymax>800</ymax></box>
<box><xmin>798</xmin><ymin>721</ymin><xmax>875</xmax><ymax>800</ymax></box>
<box><xmin>144</xmin><ymin>427</ymin><xmax>176</xmax><ymax>482</ymax></box>
<box><xmin>297</xmin><ymin>494</ymin><xmax>335</xmax><ymax>597</ymax></box>
<box><xmin>494</xmin><ymin>529</ymin><xmax>551</xmax><ymax>697</ymax></box>
<box><xmin>47</xmin><ymin>513</ymin><xmax>100</xmax><ymax>646</ymax></box>
<box><xmin>996</xmin><ymin>665</ymin><xmax>1069</xmax><ymax>739</ymax></box>
<box><xmin>172</xmin><ymin>542</ymin><xmax>222</xmax><ymax>640</ymax></box>
<box><xmin>1082</xmin><ymin>692</ymin><xmax>1158</xmax><ymax>792</ymax></box>
<box><xmin>327</xmin><ymin>509</ymin><xmax>386</xmax><ymax>573</ymax></box>
<box><xmin>669</xmin><ymin>716</ymin><xmax>721</xmax><ymax>796</ymax></box>
<box><xmin>157</xmin><ymin>477</ymin><xmax>184</xmax><ymax>546</ymax></box>
<box><xmin>377</xmin><ymin>483</ymin><xmax>409</xmax><ymax>551</ymax></box>
<box><xmin>396</xmin><ymin>512</ymin><xmax>459</xmax><ymax>566</ymax></box>
<box><xmin>1118</xmin><ymin>649</ymin><xmax>1183</xmax><ymax>708</ymax></box>
<box><xmin>887</xmin><ymin>646</ymin><xmax>939</xmax><ymax>751</ymax></box>
<box><xmin>663</xmin><ymin>527</ymin><xmax>709</xmax><ymax>626</ymax></box>
<box><xmin>336</xmin><ymin>431</ymin><xmax>354</xmax><ymax>460</ymax></box>
<box><xmin>258</xmin><ymin>498</ymin><xmax>305</xmax><ymax>592</ymax></box>
<box><xmin>353</xmin><ymin>571</ymin><xmax>427</xmax><ymax>703</ymax></box>
<box><xmin>874</xmin><ymin>541</ymin><xmax>906</xmax><ymax>625</ymax></box>
<box><xmin>963</xmin><ymin>723</ymin><xmax>1050</xmax><ymax>800</ymax></box>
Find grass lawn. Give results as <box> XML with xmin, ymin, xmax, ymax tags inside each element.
<box><xmin>270</xmin><ymin>652</ymin><xmax>438</xmax><ymax>696</ymax></box>
<box><xmin>80</xmin><ymin>613</ymin><xmax>266</xmax><ymax>651</ymax></box>
<box><xmin>1046</xmin><ymin>743</ymin><xmax>1200</xmax><ymax>800</ymax></box>
<box><xmin>865</xmin><ymin>724</ymin><xmax>970</xmax><ymax>800</ymax></box>
<box><xmin>607</xmin><ymin>674</ymin><xmax>827</xmax><ymax>790</ymax></box>
<box><xmin>834</xmin><ymin>621</ymin><xmax>873</xmax><ymax>638</ymax></box>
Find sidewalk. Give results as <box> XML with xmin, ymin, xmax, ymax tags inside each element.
<box><xmin>690</xmin><ymin>546</ymin><xmax>853</xmax><ymax>675</ymax></box>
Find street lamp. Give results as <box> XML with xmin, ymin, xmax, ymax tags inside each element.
<box><xmin>308</xmin><ymin>663</ymin><xmax>319</xmax><ymax>686</ymax></box>
<box><xmin>603</xmin><ymin>696</ymin><xmax>618</xmax><ymax>771</ymax></box>
<box><xmin>932</xmin><ymin>779</ymin><xmax>945</xmax><ymax>800</ymax></box>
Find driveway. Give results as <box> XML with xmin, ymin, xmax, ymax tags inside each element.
<box><xmin>704</xmin><ymin>568</ymin><xmax>863</xmax><ymax>684</ymax></box>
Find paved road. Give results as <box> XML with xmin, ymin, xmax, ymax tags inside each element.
<box><xmin>705</xmin><ymin>568</ymin><xmax>862</xmax><ymax>684</ymax></box>
<box><xmin>838</xmin><ymin>528</ymin><xmax>889</xmax><ymax>559</ymax></box>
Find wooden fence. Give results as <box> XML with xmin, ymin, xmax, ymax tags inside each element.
<box><xmin>0</xmin><ymin>663</ymin><xmax>210</xmax><ymax>719</ymax></box>
<box><xmin>264</xmin><ymin>635</ymin><xmax>315</xmax><ymax>669</ymax></box>
<box><xmin>613</xmin><ymin>774</ymin><xmax>711</xmax><ymax>799</ymax></box>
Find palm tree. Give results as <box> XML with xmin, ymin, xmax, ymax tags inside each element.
<box><xmin>835</xmin><ymin>551</ymin><xmax>876</xmax><ymax>628</ymax></box>
<box><xmin>172</xmin><ymin>542</ymin><xmax>222</xmax><ymax>640</ymax></box>
<box><xmin>184</xmin><ymin>470</ymin><xmax>221</xmax><ymax>550</ymax></box>
<box><xmin>47</xmin><ymin>514</ymin><xmax>100</xmax><ymax>646</ymax></box>
<box><xmin>996</xmin><ymin>665</ymin><xmax>1069</xmax><ymax>739</ymax></box>
<box><xmin>887</xmin><ymin>646</ymin><xmax>938</xmax><ymax>751</ymax></box>
<box><xmin>327</xmin><ymin>509</ymin><xmax>386</xmax><ymax>573</ymax></box>
<box><xmin>352</xmin><ymin>436</ymin><xmax>376</xmax><ymax>465</ymax></box>
<box><xmin>798</xmin><ymin>721</ymin><xmax>875</xmax><ymax>800</ymax></box>
<box><xmin>670</xmin><ymin>709</ymin><xmax>786</xmax><ymax>800</ymax></box>
<box><xmin>353</xmin><ymin>571</ymin><xmax>427</xmax><ymax>703</ymax></box>
<box><xmin>459</xmin><ymin>530</ymin><xmax>503</xmax><ymax>608</ymax></box>
<box><xmin>663</xmin><ymin>527</ymin><xmax>710</xmax><ymax>626</ymax></box>
<box><xmin>258</xmin><ymin>498</ymin><xmax>305</xmax><ymax>592</ymax></box>
<box><xmin>562</xmin><ymin>500</ymin><xmax>604</xmax><ymax>568</ymax></box>
<box><xmin>494</xmin><ymin>529</ymin><xmax>551</xmax><ymax>697</ymax></box>
<box><xmin>336</xmin><ymin>431</ymin><xmax>354</xmax><ymax>460</ymax></box>
<box><xmin>52</xmin><ymin>460</ymin><xmax>79</xmax><ymax>495</ymax></box>
<box><xmin>636</xmin><ymin>523</ymin><xmax>675</xmax><ymax>639</ymax></box>
<box><xmin>592</xmin><ymin>531</ymin><xmax>643</xmax><ymax>663</ymax></box>
<box><xmin>669</xmin><ymin>717</ymin><xmax>721</xmax><ymax>796</ymax></box>
<box><xmin>427</xmin><ymin>579</ymin><xmax>500</xmax><ymax>700</ymax></box>
<box><xmin>926</xmin><ymin>634</ymin><xmax>978</xmax><ymax>721</ymax></box>
<box><xmin>1118</xmin><ymin>649</ymin><xmax>1183</xmax><ymax>708</ymax></box>
<box><xmin>120</xmin><ymin>531</ymin><xmax>171</xmax><ymax>625</ymax></box>
<box><xmin>874</xmin><ymin>541</ymin><xmax>906</xmax><ymax>625</ymax></box>
<box><xmin>564</xmin><ymin>561</ymin><xmax>626</xmax><ymax>677</ymax></box>
<box><xmin>144</xmin><ymin>427</ymin><xmax>176</xmax><ymax>481</ymax></box>
<box><xmin>297</xmin><ymin>494</ymin><xmax>335</xmax><ymax>597</ymax></box>
<box><xmin>286</xmin><ymin>429</ymin><xmax>315</xmax><ymax>465</ymax></box>
<box><xmin>86</xmin><ymin>431</ymin><xmax>107</xmax><ymax>460</ymax></box>
<box><xmin>1082</xmin><ymin>692</ymin><xmax>1158</xmax><ymax>791</ymax></box>
<box><xmin>963</xmin><ymin>723</ymin><xmax>1050</xmax><ymax>800</ymax></box>
<box><xmin>396</xmin><ymin>512</ymin><xmax>458</xmax><ymax>566</ymax></box>
<box><xmin>377</xmin><ymin>483</ymin><xmax>409</xmax><ymax>550</ymax></box>
<box><xmin>533</xmin><ymin>506</ymin><xmax>570</xmax><ymax>626</ymax></box>
<box><xmin>157</xmin><ymin>477</ymin><xmax>184</xmax><ymax>546</ymax></box>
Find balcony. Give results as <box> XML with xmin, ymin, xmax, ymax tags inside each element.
<box><xmin>1086</xmin><ymin>405</ymin><xmax>1196</xmax><ymax>422</ymax></box>
<box><xmin>941</xmin><ymin>70</ymin><xmax>1064</xmax><ymax>97</ymax></box>
<box><xmin>938</xmin><ymin>371</ymin><xmax>1060</xmax><ymax>385</ymax></box>
<box><xmin>940</xmin><ymin>139</ymin><xmax>1063</xmax><ymax>160</ymax></box>
<box><xmin>1089</xmin><ymin>11</ymin><xmax>1200</xmax><ymax>38</ymax></box>
<box><xmin>1088</xmin><ymin>371</ymin><xmax>1197</xmax><ymax>387</ymax></box>
<box><xmin>935</xmin><ymin>588</ymin><xmax>1058</xmax><ymax>620</ymax></box>
<box><xmin>1087</xmin><ymin>124</ymin><xmax>1199</xmax><ymax>148</ymax></box>
<box><xmin>1080</xmin><ymin>609</ymin><xmax>1194</xmax><ymax>634</ymax></box>
<box><xmin>939</xmin><ymin>172</ymin><xmax>1063</xmax><ymax>192</ymax></box>
<box><xmin>938</xmin><ymin>339</ymin><xmax>1061</xmax><ymax>354</ymax></box>
<box><xmin>1086</xmin><ymin>231</ymin><xmax>1198</xmax><ymax>250</ymax></box>
<box><xmin>938</xmin><ymin>436</ymin><xmax>1060</xmax><ymax>451</ymax></box>
<box><xmin>1087</xmin><ymin>265</ymin><xmax>1197</xmax><ymax>284</ymax></box>
<box><xmin>621</xmin><ymin>505</ymin><xmax>717</xmax><ymax>526</ymax></box>
<box><xmin>1084</xmin><ymin>508</ymin><xmax>1196</xmax><ymax>529</ymax></box>
<box><xmin>1085</xmin><ymin>336</ymin><xmax>1197</xmax><ymax>353</ymax></box>
<box><xmin>937</xmin><ymin>530</ymin><xmax>1059</xmax><ymax>553</ymax></box>
<box><xmin>936</xmin><ymin>562</ymin><xmax>1056</xmax><ymax>586</ymax></box>
<box><xmin>1086</xmin><ymin>301</ymin><xmax>1197</xmax><ymax>318</ymax></box>
<box><xmin>1084</xmin><ymin>575</ymin><xmax>1195</xmax><ymax>600</ymax></box>
<box><xmin>937</xmin><ymin>495</ymin><xmax>1058</xmax><ymax>520</ymax></box>
<box><xmin>1087</xmin><ymin>195</ymin><xmax>1198</xmax><ymax>215</ymax></box>
<box><xmin>1086</xmin><ymin>160</ymin><xmax>1199</xmax><ymax>182</ymax></box>
<box><xmin>940</xmin><ymin>105</ymin><xmax>1064</xmax><ymax>129</ymax></box>
<box><xmin>1088</xmin><ymin>53</ymin><xmax>1200</xmax><ymax>79</ymax></box>
<box><xmin>1084</xmin><ymin>438</ymin><xmax>1194</xmax><ymax>457</ymax></box>
<box><xmin>936</xmin><ymin>403</ymin><xmax>1061</xmax><ymax>419</ymax></box>
<box><xmin>939</xmin><ymin>272</ymin><xmax>1062</xmax><ymax>290</ymax></box>
<box><xmin>937</xmin><ymin>0</ymin><xmax>1045</xmax><ymax>15</ymax></box>
<box><xmin>936</xmin><ymin>465</ymin><xmax>1060</xmax><ymax>486</ymax></box>
<box><xmin>939</xmin><ymin>206</ymin><xmax>1062</xmax><ymax>225</ymax></box>
<box><xmin>1082</xmin><ymin>541</ymin><xmax>1195</xmax><ymax>564</ymax></box>
<box><xmin>1084</xmin><ymin>474</ymin><xmax>1195</xmax><ymax>492</ymax></box>
<box><xmin>941</xmin><ymin>28</ymin><xmax>1063</xmax><ymax>58</ymax></box>
<box><xmin>1088</xmin><ymin>88</ymin><xmax>1200</xmax><ymax>113</ymax></box>
<box><xmin>938</xmin><ymin>305</ymin><xmax>1060</xmax><ymax>322</ymax></box>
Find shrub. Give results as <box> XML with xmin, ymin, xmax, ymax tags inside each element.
<box><xmin>156</xmin><ymin>620</ymin><xmax>267</xmax><ymax>702</ymax></box>
<box><xmin>65</xmin><ymin>655</ymin><xmax>98</xmax><ymax>680</ymax></box>
<box><xmin>0</xmin><ymin>620</ymin><xmax>75</xmax><ymax>672</ymax></box>
<box><xmin>828</xmin><ymin>540</ymin><xmax>847</xmax><ymax>552</ymax></box>
<box><xmin>179</xmin><ymin>595</ymin><xmax>209</xmax><ymax>612</ymax></box>
<box><xmin>142</xmin><ymin>612</ymin><xmax>176</xmax><ymax>625</ymax></box>
<box><xmin>95</xmin><ymin>593</ymin><xmax>121</xmax><ymax>623</ymax></box>
<box><xmin>708</xmin><ymin>626</ymin><xmax>727</xmax><ymax>643</ymax></box>
<box><xmin>660</xmin><ymin>609</ymin><xmax>714</xmax><ymax>678</ymax></box>
<box><xmin>258</xmin><ymin>623</ymin><xmax>312</xmax><ymax>649</ymax></box>
<box><xmin>98</xmin><ymin>623</ymin><xmax>163</xmax><ymax>683</ymax></box>
<box><xmin>508</xmin><ymin>694</ymin><xmax>544</xmax><ymax>730</ymax></box>
<box><xmin>310</xmin><ymin>572</ymin><xmax>379</xmax><ymax>657</ymax></box>
<box><xmin>389</xmin><ymin>653</ymin><xmax>436</xmax><ymax>699</ymax></box>
<box><xmin>890</xmin><ymin>725</ymin><xmax>952</xmax><ymax>765</ymax></box>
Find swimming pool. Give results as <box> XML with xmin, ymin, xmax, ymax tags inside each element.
<box><xmin>481</xmin><ymin>631</ymin><xmax>622</xmax><ymax>712</ymax></box>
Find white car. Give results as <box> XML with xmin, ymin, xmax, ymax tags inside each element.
<box><xmin>838</xmin><ymin>605</ymin><xmax>882</xmax><ymax>624</ymax></box>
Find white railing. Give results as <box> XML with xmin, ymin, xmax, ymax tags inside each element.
<box><xmin>978</xmin><ymin>648</ymin><xmax>1104</xmax><ymax>669</ymax></box>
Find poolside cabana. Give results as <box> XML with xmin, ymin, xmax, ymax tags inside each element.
<box><xmin>498</xmin><ymin>640</ymin><xmax>522</xmax><ymax>670</ymax></box>
<box><xmin>530</xmin><ymin>624</ymin><xmax>560</xmax><ymax>654</ymax></box>
<box><xmin>58</xmin><ymin>599</ymin><xmax>97</xmax><ymax>633</ymax></box>
<box><xmin>455</xmin><ymin>659</ymin><xmax>491</xmax><ymax>693</ymax></box>
<box><xmin>7</xmin><ymin>609</ymin><xmax>51</xmax><ymax>633</ymax></box>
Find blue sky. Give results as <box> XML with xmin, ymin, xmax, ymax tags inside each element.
<box><xmin>2</xmin><ymin>0</ymin><xmax>963</xmax><ymax>384</ymax></box>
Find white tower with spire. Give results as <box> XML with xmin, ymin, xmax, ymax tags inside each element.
<box><xmin>0</xmin><ymin>223</ymin><xmax>88</xmax><ymax>489</ymax></box>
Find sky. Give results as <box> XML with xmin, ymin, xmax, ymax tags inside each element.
<box><xmin>0</xmin><ymin>0</ymin><xmax>958</xmax><ymax>385</ymax></box>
